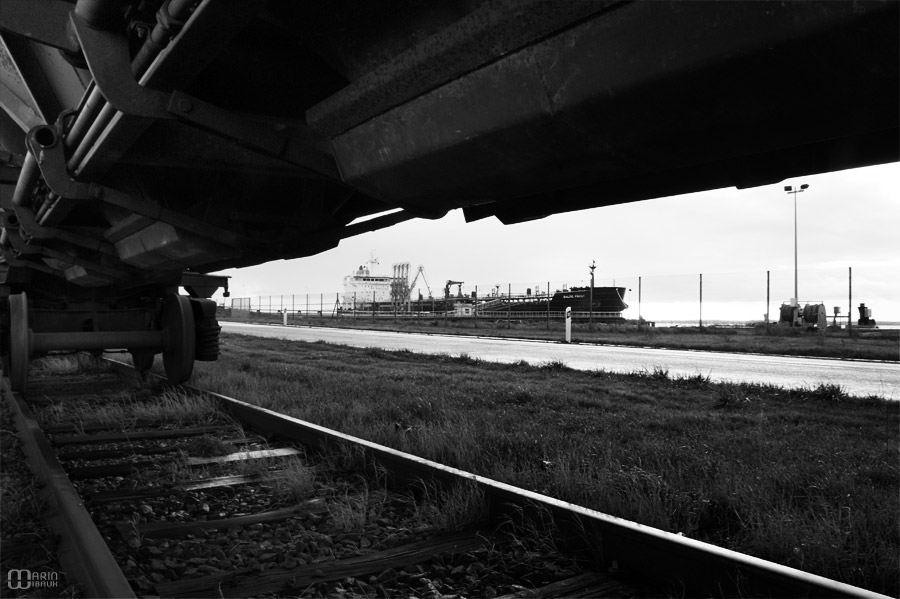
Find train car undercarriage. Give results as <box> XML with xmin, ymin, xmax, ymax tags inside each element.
<box><xmin>1</xmin><ymin>1</ymin><xmax>897</xmax><ymax>390</ymax></box>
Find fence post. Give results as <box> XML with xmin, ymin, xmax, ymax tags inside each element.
<box><xmin>507</xmin><ymin>283</ymin><xmax>511</xmax><ymax>328</ymax></box>
<box><xmin>546</xmin><ymin>282</ymin><xmax>550</xmax><ymax>330</ymax></box>
<box><xmin>699</xmin><ymin>273</ymin><xmax>703</xmax><ymax>328</ymax></box>
<box><xmin>638</xmin><ymin>276</ymin><xmax>642</xmax><ymax>330</ymax></box>
<box><xmin>474</xmin><ymin>285</ymin><xmax>478</xmax><ymax>328</ymax></box>
<box><xmin>848</xmin><ymin>267</ymin><xmax>852</xmax><ymax>338</ymax></box>
<box><xmin>372</xmin><ymin>291</ymin><xmax>376</xmax><ymax>319</ymax></box>
<box><xmin>766</xmin><ymin>270</ymin><xmax>770</xmax><ymax>326</ymax></box>
<box><xmin>589</xmin><ymin>261</ymin><xmax>595</xmax><ymax>333</ymax></box>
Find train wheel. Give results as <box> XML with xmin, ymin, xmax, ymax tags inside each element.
<box><xmin>130</xmin><ymin>351</ymin><xmax>155</xmax><ymax>373</ymax></box>
<box><xmin>162</xmin><ymin>294</ymin><xmax>195</xmax><ymax>384</ymax></box>
<box><xmin>9</xmin><ymin>292</ymin><xmax>30</xmax><ymax>392</ymax></box>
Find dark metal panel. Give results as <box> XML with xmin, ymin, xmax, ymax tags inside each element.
<box><xmin>0</xmin><ymin>107</ymin><xmax>27</xmax><ymax>153</ymax></box>
<box><xmin>0</xmin><ymin>0</ymin><xmax>80</xmax><ymax>52</ymax></box>
<box><xmin>329</xmin><ymin>1</ymin><xmax>899</xmax><ymax>211</ymax></box>
<box><xmin>167</xmin><ymin>90</ymin><xmax>339</xmax><ymax>179</ymax></box>
<box><xmin>30</xmin><ymin>43</ymin><xmax>89</xmax><ymax>115</ymax></box>
<box><xmin>72</xmin><ymin>0</ymin><xmax>266</xmax><ymax>177</ymax></box>
<box><xmin>307</xmin><ymin>0</ymin><xmax>622</xmax><ymax>137</ymax></box>
<box><xmin>25</xmin><ymin>125</ymin><xmax>247</xmax><ymax>251</ymax></box>
<box><xmin>0</xmin><ymin>34</ymin><xmax>49</xmax><ymax>131</ymax></box>
<box><xmin>467</xmin><ymin>128</ymin><xmax>900</xmax><ymax>225</ymax></box>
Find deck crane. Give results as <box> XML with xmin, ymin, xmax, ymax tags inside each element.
<box><xmin>408</xmin><ymin>266</ymin><xmax>433</xmax><ymax>300</ymax></box>
<box><xmin>445</xmin><ymin>280</ymin><xmax>464</xmax><ymax>299</ymax></box>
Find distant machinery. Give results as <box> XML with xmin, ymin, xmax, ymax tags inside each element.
<box><xmin>857</xmin><ymin>303</ymin><xmax>877</xmax><ymax>327</ymax></box>
<box><xmin>779</xmin><ymin>301</ymin><xmax>827</xmax><ymax>329</ymax></box>
<box><xmin>408</xmin><ymin>265</ymin><xmax>432</xmax><ymax>301</ymax></box>
<box><xmin>781</xmin><ymin>301</ymin><xmax>878</xmax><ymax>330</ymax></box>
<box><xmin>390</xmin><ymin>262</ymin><xmax>411</xmax><ymax>310</ymax></box>
<box><xmin>444</xmin><ymin>280</ymin><xmax>464</xmax><ymax>299</ymax></box>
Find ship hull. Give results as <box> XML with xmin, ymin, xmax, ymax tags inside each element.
<box><xmin>507</xmin><ymin>287</ymin><xmax>628</xmax><ymax>313</ymax></box>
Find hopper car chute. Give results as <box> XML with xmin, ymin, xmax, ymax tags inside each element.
<box><xmin>1</xmin><ymin>0</ymin><xmax>897</xmax><ymax>390</ymax></box>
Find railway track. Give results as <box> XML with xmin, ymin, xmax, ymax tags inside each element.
<box><xmin>3</xmin><ymin>355</ymin><xmax>890</xmax><ymax>598</ymax></box>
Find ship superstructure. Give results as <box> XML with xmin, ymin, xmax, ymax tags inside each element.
<box><xmin>342</xmin><ymin>260</ymin><xmax>394</xmax><ymax>307</ymax></box>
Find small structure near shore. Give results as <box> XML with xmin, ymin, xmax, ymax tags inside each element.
<box><xmin>778</xmin><ymin>301</ymin><xmax>827</xmax><ymax>329</ymax></box>
<box><xmin>857</xmin><ymin>303</ymin><xmax>877</xmax><ymax>327</ymax></box>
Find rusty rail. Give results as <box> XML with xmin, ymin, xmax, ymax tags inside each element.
<box><xmin>2</xmin><ymin>378</ymin><xmax>136</xmax><ymax>598</ymax></box>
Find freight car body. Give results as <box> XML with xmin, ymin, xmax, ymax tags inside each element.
<box><xmin>1</xmin><ymin>1</ymin><xmax>897</xmax><ymax>390</ymax></box>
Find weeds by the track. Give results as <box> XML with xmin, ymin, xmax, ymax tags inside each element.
<box><xmin>41</xmin><ymin>384</ymin><xmax>222</xmax><ymax>428</ymax></box>
<box><xmin>1</xmin><ymin>377</ymin><xmax>83</xmax><ymax>598</ymax></box>
<box><xmin>190</xmin><ymin>333</ymin><xmax>899</xmax><ymax>595</ymax></box>
<box><xmin>270</xmin><ymin>460</ymin><xmax>317</xmax><ymax>504</ymax></box>
<box><xmin>30</xmin><ymin>353</ymin><xmax>100</xmax><ymax>374</ymax></box>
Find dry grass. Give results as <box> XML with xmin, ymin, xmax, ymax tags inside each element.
<box><xmin>411</xmin><ymin>480</ymin><xmax>489</xmax><ymax>532</ymax></box>
<box><xmin>30</xmin><ymin>353</ymin><xmax>100</xmax><ymax>374</ymax></box>
<box><xmin>41</xmin><ymin>386</ymin><xmax>223</xmax><ymax>428</ymax></box>
<box><xmin>326</xmin><ymin>485</ymin><xmax>385</xmax><ymax>533</ymax></box>
<box><xmin>270</xmin><ymin>459</ymin><xmax>317</xmax><ymax>504</ymax></box>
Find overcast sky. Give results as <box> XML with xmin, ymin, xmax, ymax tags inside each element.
<box><xmin>213</xmin><ymin>161</ymin><xmax>898</xmax><ymax>323</ymax></box>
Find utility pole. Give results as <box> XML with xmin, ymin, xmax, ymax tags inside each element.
<box><xmin>589</xmin><ymin>260</ymin><xmax>596</xmax><ymax>332</ymax></box>
<box><xmin>638</xmin><ymin>276</ymin><xmax>642</xmax><ymax>330</ymax></box>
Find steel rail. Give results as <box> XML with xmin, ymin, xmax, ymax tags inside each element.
<box><xmin>1</xmin><ymin>378</ymin><xmax>136</xmax><ymax>598</ymax></box>
<box><xmin>195</xmin><ymin>383</ymin><xmax>888</xmax><ymax>599</ymax></box>
<box><xmin>98</xmin><ymin>357</ymin><xmax>891</xmax><ymax>598</ymax></box>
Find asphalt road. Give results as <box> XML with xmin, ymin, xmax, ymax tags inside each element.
<box><xmin>221</xmin><ymin>321</ymin><xmax>899</xmax><ymax>399</ymax></box>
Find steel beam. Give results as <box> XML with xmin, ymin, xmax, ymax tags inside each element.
<box><xmin>31</xmin><ymin>330</ymin><xmax>164</xmax><ymax>353</ymax></box>
<box><xmin>0</xmin><ymin>34</ymin><xmax>51</xmax><ymax>131</ymax></box>
<box><xmin>306</xmin><ymin>0</ymin><xmax>621</xmax><ymax>137</ymax></box>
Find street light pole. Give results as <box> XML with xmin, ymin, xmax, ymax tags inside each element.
<box><xmin>784</xmin><ymin>184</ymin><xmax>809</xmax><ymax>305</ymax></box>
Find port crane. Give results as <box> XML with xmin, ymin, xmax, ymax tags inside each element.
<box><xmin>408</xmin><ymin>266</ymin><xmax>433</xmax><ymax>300</ymax></box>
<box><xmin>444</xmin><ymin>280</ymin><xmax>464</xmax><ymax>299</ymax></box>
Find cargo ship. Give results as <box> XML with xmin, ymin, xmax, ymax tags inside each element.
<box><xmin>341</xmin><ymin>259</ymin><xmax>628</xmax><ymax>320</ymax></box>
<box><xmin>506</xmin><ymin>287</ymin><xmax>628</xmax><ymax>314</ymax></box>
<box><xmin>341</xmin><ymin>262</ymin><xmax>393</xmax><ymax>306</ymax></box>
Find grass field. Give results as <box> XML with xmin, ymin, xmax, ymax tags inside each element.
<box><xmin>223</xmin><ymin>312</ymin><xmax>900</xmax><ymax>362</ymax></box>
<box><xmin>187</xmin><ymin>332</ymin><xmax>899</xmax><ymax>596</ymax></box>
